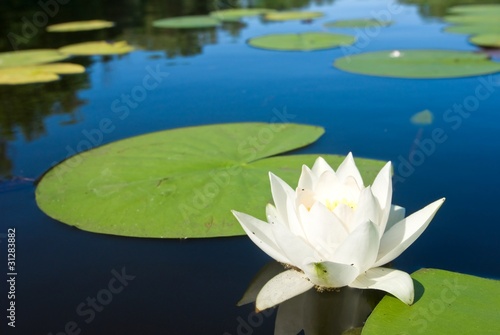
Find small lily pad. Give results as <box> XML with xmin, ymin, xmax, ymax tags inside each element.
<box><xmin>264</xmin><ymin>11</ymin><xmax>324</xmax><ymax>21</ymax></box>
<box><xmin>469</xmin><ymin>33</ymin><xmax>500</xmax><ymax>48</ymax></box>
<box><xmin>35</xmin><ymin>123</ymin><xmax>386</xmax><ymax>238</ymax></box>
<box><xmin>410</xmin><ymin>109</ymin><xmax>433</xmax><ymax>125</ymax></box>
<box><xmin>248</xmin><ymin>32</ymin><xmax>355</xmax><ymax>51</ymax></box>
<box><xmin>0</xmin><ymin>63</ymin><xmax>85</xmax><ymax>85</ymax></box>
<box><xmin>443</xmin><ymin>14</ymin><xmax>499</xmax><ymax>25</ymax></box>
<box><xmin>334</xmin><ymin>50</ymin><xmax>500</xmax><ymax>79</ymax></box>
<box><xmin>47</xmin><ymin>20</ymin><xmax>115</xmax><ymax>32</ymax></box>
<box><xmin>444</xmin><ymin>24</ymin><xmax>500</xmax><ymax>35</ymax></box>
<box><xmin>153</xmin><ymin>15</ymin><xmax>221</xmax><ymax>29</ymax></box>
<box><xmin>59</xmin><ymin>41</ymin><xmax>134</xmax><ymax>55</ymax></box>
<box><xmin>0</xmin><ymin>49</ymin><xmax>68</xmax><ymax>68</ymax></box>
<box><xmin>362</xmin><ymin>269</ymin><xmax>500</xmax><ymax>335</ymax></box>
<box><xmin>324</xmin><ymin>19</ymin><xmax>392</xmax><ymax>28</ymax></box>
<box><xmin>210</xmin><ymin>8</ymin><xmax>276</xmax><ymax>22</ymax></box>
<box><xmin>447</xmin><ymin>4</ymin><xmax>500</xmax><ymax>15</ymax></box>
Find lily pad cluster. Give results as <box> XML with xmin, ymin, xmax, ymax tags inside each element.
<box><xmin>59</xmin><ymin>41</ymin><xmax>134</xmax><ymax>56</ymax></box>
<box><xmin>35</xmin><ymin>123</ymin><xmax>386</xmax><ymax>238</ymax></box>
<box><xmin>0</xmin><ymin>49</ymin><xmax>84</xmax><ymax>85</ymax></box>
<box><xmin>443</xmin><ymin>4</ymin><xmax>500</xmax><ymax>48</ymax></box>
<box><xmin>248</xmin><ymin>32</ymin><xmax>355</xmax><ymax>51</ymax></box>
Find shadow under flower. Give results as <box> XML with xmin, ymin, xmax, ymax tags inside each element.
<box><xmin>239</xmin><ymin>262</ymin><xmax>386</xmax><ymax>335</ymax></box>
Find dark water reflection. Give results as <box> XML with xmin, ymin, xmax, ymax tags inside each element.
<box><xmin>1</xmin><ymin>0</ymin><xmax>500</xmax><ymax>334</ymax></box>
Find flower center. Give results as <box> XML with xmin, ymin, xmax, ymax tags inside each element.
<box><xmin>325</xmin><ymin>198</ymin><xmax>357</xmax><ymax>212</ymax></box>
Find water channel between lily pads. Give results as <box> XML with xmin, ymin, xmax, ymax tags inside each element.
<box><xmin>0</xmin><ymin>0</ymin><xmax>499</xmax><ymax>334</ymax></box>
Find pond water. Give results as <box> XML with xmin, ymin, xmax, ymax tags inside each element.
<box><xmin>1</xmin><ymin>0</ymin><xmax>500</xmax><ymax>334</ymax></box>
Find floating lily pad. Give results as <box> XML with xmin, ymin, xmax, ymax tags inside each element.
<box><xmin>470</xmin><ymin>33</ymin><xmax>500</xmax><ymax>48</ymax></box>
<box><xmin>448</xmin><ymin>4</ymin><xmax>500</xmax><ymax>15</ymax></box>
<box><xmin>210</xmin><ymin>8</ymin><xmax>276</xmax><ymax>22</ymax></box>
<box><xmin>0</xmin><ymin>63</ymin><xmax>85</xmax><ymax>85</ymax></box>
<box><xmin>334</xmin><ymin>50</ymin><xmax>500</xmax><ymax>79</ymax></box>
<box><xmin>47</xmin><ymin>20</ymin><xmax>115</xmax><ymax>32</ymax></box>
<box><xmin>324</xmin><ymin>19</ymin><xmax>392</xmax><ymax>28</ymax></box>
<box><xmin>362</xmin><ymin>269</ymin><xmax>500</xmax><ymax>335</ymax></box>
<box><xmin>443</xmin><ymin>14</ymin><xmax>499</xmax><ymax>25</ymax></box>
<box><xmin>59</xmin><ymin>41</ymin><xmax>134</xmax><ymax>55</ymax></box>
<box><xmin>444</xmin><ymin>24</ymin><xmax>500</xmax><ymax>35</ymax></box>
<box><xmin>153</xmin><ymin>15</ymin><xmax>221</xmax><ymax>29</ymax></box>
<box><xmin>248</xmin><ymin>32</ymin><xmax>355</xmax><ymax>51</ymax></box>
<box><xmin>411</xmin><ymin>109</ymin><xmax>433</xmax><ymax>125</ymax></box>
<box><xmin>0</xmin><ymin>49</ymin><xmax>68</xmax><ymax>68</ymax></box>
<box><xmin>35</xmin><ymin>123</ymin><xmax>386</xmax><ymax>238</ymax></box>
<box><xmin>264</xmin><ymin>11</ymin><xmax>324</xmax><ymax>21</ymax></box>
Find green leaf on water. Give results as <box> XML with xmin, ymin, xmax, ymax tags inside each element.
<box><xmin>59</xmin><ymin>41</ymin><xmax>134</xmax><ymax>55</ymax></box>
<box><xmin>264</xmin><ymin>11</ymin><xmax>324</xmax><ymax>21</ymax></box>
<box><xmin>410</xmin><ymin>109</ymin><xmax>433</xmax><ymax>125</ymax></box>
<box><xmin>35</xmin><ymin>123</ymin><xmax>386</xmax><ymax>239</ymax></box>
<box><xmin>447</xmin><ymin>4</ymin><xmax>500</xmax><ymax>15</ymax></box>
<box><xmin>153</xmin><ymin>15</ymin><xmax>221</xmax><ymax>29</ymax></box>
<box><xmin>334</xmin><ymin>49</ymin><xmax>500</xmax><ymax>79</ymax></box>
<box><xmin>362</xmin><ymin>268</ymin><xmax>500</xmax><ymax>335</ymax></box>
<box><xmin>248</xmin><ymin>32</ymin><xmax>355</xmax><ymax>51</ymax></box>
<box><xmin>0</xmin><ymin>63</ymin><xmax>85</xmax><ymax>85</ymax></box>
<box><xmin>0</xmin><ymin>49</ymin><xmax>68</xmax><ymax>68</ymax></box>
<box><xmin>210</xmin><ymin>8</ymin><xmax>276</xmax><ymax>22</ymax></box>
<box><xmin>324</xmin><ymin>19</ymin><xmax>392</xmax><ymax>28</ymax></box>
<box><xmin>469</xmin><ymin>33</ymin><xmax>500</xmax><ymax>48</ymax></box>
<box><xmin>443</xmin><ymin>14</ymin><xmax>499</xmax><ymax>25</ymax></box>
<box><xmin>47</xmin><ymin>20</ymin><xmax>115</xmax><ymax>32</ymax></box>
<box><xmin>444</xmin><ymin>24</ymin><xmax>500</xmax><ymax>35</ymax></box>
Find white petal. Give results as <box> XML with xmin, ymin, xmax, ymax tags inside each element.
<box><xmin>303</xmin><ymin>261</ymin><xmax>359</xmax><ymax>287</ymax></box>
<box><xmin>349</xmin><ymin>267</ymin><xmax>414</xmax><ymax>305</ymax></box>
<box><xmin>351</xmin><ymin>187</ymin><xmax>380</xmax><ymax>232</ymax></box>
<box><xmin>298</xmin><ymin>165</ymin><xmax>315</xmax><ymax>190</ymax></box>
<box><xmin>299</xmin><ymin>202</ymin><xmax>348</xmax><ymax>252</ymax></box>
<box><xmin>371</xmin><ymin>161</ymin><xmax>392</xmax><ymax>234</ymax></box>
<box><xmin>232</xmin><ymin>210</ymin><xmax>290</xmax><ymax>264</ymax></box>
<box><xmin>332</xmin><ymin>220</ymin><xmax>380</xmax><ymax>272</ymax></box>
<box><xmin>269</xmin><ymin>172</ymin><xmax>295</xmax><ymax>224</ymax></box>
<box><xmin>385</xmin><ymin>205</ymin><xmax>406</xmax><ymax>232</ymax></box>
<box><xmin>286</xmin><ymin>196</ymin><xmax>306</xmax><ymax>239</ymax></box>
<box><xmin>271</xmin><ymin>217</ymin><xmax>320</xmax><ymax>267</ymax></box>
<box><xmin>314</xmin><ymin>170</ymin><xmax>340</xmax><ymax>201</ymax></box>
<box><xmin>311</xmin><ymin>156</ymin><xmax>333</xmax><ymax>176</ymax></box>
<box><xmin>336</xmin><ymin>152</ymin><xmax>364</xmax><ymax>188</ymax></box>
<box><xmin>256</xmin><ymin>269</ymin><xmax>314</xmax><ymax>311</ymax></box>
<box><xmin>374</xmin><ymin>198</ymin><xmax>445</xmax><ymax>267</ymax></box>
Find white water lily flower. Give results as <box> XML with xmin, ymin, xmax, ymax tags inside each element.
<box><xmin>232</xmin><ymin>153</ymin><xmax>445</xmax><ymax>311</ymax></box>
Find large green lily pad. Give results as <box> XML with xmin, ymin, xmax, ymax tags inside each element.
<box><xmin>444</xmin><ymin>24</ymin><xmax>500</xmax><ymax>35</ymax></box>
<box><xmin>153</xmin><ymin>15</ymin><xmax>221</xmax><ymax>29</ymax></box>
<box><xmin>470</xmin><ymin>33</ymin><xmax>500</xmax><ymax>48</ymax></box>
<box><xmin>324</xmin><ymin>19</ymin><xmax>392</xmax><ymax>28</ymax></box>
<box><xmin>0</xmin><ymin>49</ymin><xmax>69</xmax><ymax>68</ymax></box>
<box><xmin>47</xmin><ymin>20</ymin><xmax>115</xmax><ymax>32</ymax></box>
<box><xmin>35</xmin><ymin>123</ymin><xmax>386</xmax><ymax>238</ymax></box>
<box><xmin>334</xmin><ymin>50</ymin><xmax>500</xmax><ymax>79</ymax></box>
<box><xmin>248</xmin><ymin>32</ymin><xmax>355</xmax><ymax>51</ymax></box>
<box><xmin>362</xmin><ymin>269</ymin><xmax>500</xmax><ymax>335</ymax></box>
<box><xmin>59</xmin><ymin>41</ymin><xmax>134</xmax><ymax>55</ymax></box>
<box><xmin>210</xmin><ymin>8</ymin><xmax>276</xmax><ymax>22</ymax></box>
<box><xmin>447</xmin><ymin>4</ymin><xmax>500</xmax><ymax>15</ymax></box>
<box><xmin>264</xmin><ymin>11</ymin><xmax>324</xmax><ymax>21</ymax></box>
<box><xmin>0</xmin><ymin>63</ymin><xmax>85</xmax><ymax>85</ymax></box>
